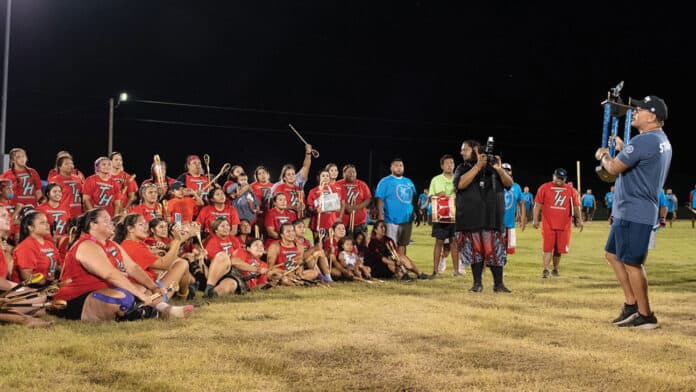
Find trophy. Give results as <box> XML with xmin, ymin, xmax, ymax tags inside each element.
<box><xmin>595</xmin><ymin>81</ymin><xmax>633</xmax><ymax>183</ymax></box>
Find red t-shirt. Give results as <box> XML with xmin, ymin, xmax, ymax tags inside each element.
<box><xmin>167</xmin><ymin>197</ymin><xmax>197</xmax><ymax>223</ymax></box>
<box><xmin>48</xmin><ymin>173</ymin><xmax>84</xmax><ymax>218</ymax></box>
<box><xmin>129</xmin><ymin>203</ymin><xmax>162</xmax><ymax>223</ymax></box>
<box><xmin>231</xmin><ymin>247</ymin><xmax>268</xmax><ymax>289</ymax></box>
<box><xmin>1</xmin><ymin>167</ymin><xmax>43</xmax><ymax>207</ymax></box>
<box><xmin>120</xmin><ymin>239</ymin><xmax>157</xmax><ymax>280</ymax></box>
<box><xmin>83</xmin><ymin>174</ymin><xmax>122</xmax><ymax>216</ymax></box>
<box><xmin>112</xmin><ymin>171</ymin><xmax>138</xmax><ymax>205</ymax></box>
<box><xmin>196</xmin><ymin>204</ymin><xmax>241</xmax><ymax>233</ymax></box>
<box><xmin>307</xmin><ymin>184</ymin><xmax>341</xmax><ymax>231</ymax></box>
<box><xmin>272</xmin><ymin>183</ymin><xmax>304</xmax><ymax>210</ymax></box>
<box><xmin>141</xmin><ymin>176</ymin><xmax>177</xmax><ymax>190</ymax></box>
<box><xmin>1</xmin><ymin>202</ymin><xmax>19</xmax><ymax>240</ymax></box>
<box><xmin>323</xmin><ymin>237</ymin><xmax>341</xmax><ymax>259</ymax></box>
<box><xmin>54</xmin><ymin>234</ymin><xmax>127</xmax><ymax>301</ymax></box>
<box><xmin>251</xmin><ymin>181</ymin><xmax>273</xmax><ymax>212</ymax></box>
<box><xmin>535</xmin><ymin>182</ymin><xmax>579</xmax><ymax>230</ymax></box>
<box><xmin>336</xmin><ymin>179</ymin><xmax>372</xmax><ymax>226</ymax></box>
<box><xmin>205</xmin><ymin>234</ymin><xmax>242</xmax><ymax>260</ymax></box>
<box><xmin>264</xmin><ymin>208</ymin><xmax>297</xmax><ymax>244</ymax></box>
<box><xmin>35</xmin><ymin>202</ymin><xmax>71</xmax><ymax>236</ymax></box>
<box><xmin>11</xmin><ymin>236</ymin><xmax>62</xmax><ymax>282</ymax></box>
<box><xmin>272</xmin><ymin>242</ymin><xmax>300</xmax><ymax>271</ymax></box>
<box><xmin>178</xmin><ymin>173</ymin><xmax>209</xmax><ymax>193</ymax></box>
<box><xmin>0</xmin><ymin>250</ymin><xmax>7</xmax><ymax>279</ymax></box>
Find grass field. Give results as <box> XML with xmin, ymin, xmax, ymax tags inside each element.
<box><xmin>1</xmin><ymin>220</ymin><xmax>695</xmax><ymax>391</ymax></box>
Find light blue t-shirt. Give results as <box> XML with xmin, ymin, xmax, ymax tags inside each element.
<box><xmin>418</xmin><ymin>193</ymin><xmax>429</xmax><ymax>209</ymax></box>
<box><xmin>375</xmin><ymin>175</ymin><xmax>417</xmax><ymax>224</ymax></box>
<box><xmin>691</xmin><ymin>190</ymin><xmax>696</xmax><ymax>209</ymax></box>
<box><xmin>521</xmin><ymin>192</ymin><xmax>533</xmax><ymax>209</ymax></box>
<box><xmin>665</xmin><ymin>194</ymin><xmax>676</xmax><ymax>212</ymax></box>
<box><xmin>658</xmin><ymin>189</ymin><xmax>667</xmax><ymax>208</ymax></box>
<box><xmin>581</xmin><ymin>194</ymin><xmax>595</xmax><ymax>207</ymax></box>
<box><xmin>504</xmin><ymin>183</ymin><xmax>522</xmax><ymax>229</ymax></box>
<box><xmin>613</xmin><ymin>129</ymin><xmax>672</xmax><ymax>225</ymax></box>
<box><xmin>604</xmin><ymin>191</ymin><xmax>614</xmax><ymax>209</ymax></box>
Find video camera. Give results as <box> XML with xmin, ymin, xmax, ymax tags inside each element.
<box><xmin>483</xmin><ymin>136</ymin><xmax>498</xmax><ymax>166</ymax></box>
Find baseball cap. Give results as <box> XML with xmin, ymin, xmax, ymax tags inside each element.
<box><xmin>502</xmin><ymin>163</ymin><xmax>512</xmax><ymax>171</ymax></box>
<box><xmin>631</xmin><ymin>95</ymin><xmax>668</xmax><ymax>121</ymax></box>
<box><xmin>553</xmin><ymin>168</ymin><xmax>568</xmax><ymax>179</ymax></box>
<box><xmin>170</xmin><ymin>181</ymin><xmax>185</xmax><ymax>190</ymax></box>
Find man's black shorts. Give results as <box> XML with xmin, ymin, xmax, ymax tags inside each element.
<box><xmin>431</xmin><ymin>222</ymin><xmax>455</xmax><ymax>240</ymax></box>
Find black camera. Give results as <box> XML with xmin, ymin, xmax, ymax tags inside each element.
<box><xmin>484</xmin><ymin>136</ymin><xmax>496</xmax><ymax>165</ymax></box>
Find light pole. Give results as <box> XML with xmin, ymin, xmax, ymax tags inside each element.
<box><xmin>107</xmin><ymin>92</ymin><xmax>128</xmax><ymax>155</ymax></box>
<box><xmin>1</xmin><ymin>0</ymin><xmax>12</xmax><ymax>170</ymax></box>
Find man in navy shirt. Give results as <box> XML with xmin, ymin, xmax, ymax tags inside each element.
<box><xmin>595</xmin><ymin>95</ymin><xmax>672</xmax><ymax>329</ymax></box>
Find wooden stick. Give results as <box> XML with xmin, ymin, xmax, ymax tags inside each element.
<box><xmin>121</xmin><ymin>174</ymin><xmax>136</xmax><ymax>197</ymax></box>
<box><xmin>203</xmin><ymin>154</ymin><xmax>212</xmax><ymax>183</ymax></box>
<box><xmin>201</xmin><ymin>163</ymin><xmax>231</xmax><ymax>192</ymax></box>
<box><xmin>288</xmin><ymin>124</ymin><xmax>320</xmax><ymax>158</ymax></box>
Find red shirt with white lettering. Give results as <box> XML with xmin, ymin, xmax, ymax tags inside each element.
<box><xmin>111</xmin><ymin>171</ymin><xmax>138</xmax><ymax>206</ymax></box>
<box><xmin>307</xmin><ymin>184</ymin><xmax>341</xmax><ymax>231</ymax></box>
<box><xmin>35</xmin><ymin>202</ymin><xmax>71</xmax><ymax>236</ymax></box>
<box><xmin>129</xmin><ymin>203</ymin><xmax>162</xmax><ymax>223</ymax></box>
<box><xmin>48</xmin><ymin>173</ymin><xmax>84</xmax><ymax>217</ymax></box>
<box><xmin>1</xmin><ymin>167</ymin><xmax>42</xmax><ymax>207</ymax></box>
<box><xmin>205</xmin><ymin>234</ymin><xmax>242</xmax><ymax>260</ymax></box>
<box><xmin>535</xmin><ymin>182</ymin><xmax>579</xmax><ymax>230</ymax></box>
<box><xmin>196</xmin><ymin>204</ymin><xmax>241</xmax><ymax>234</ymax></box>
<box><xmin>335</xmin><ymin>179</ymin><xmax>372</xmax><ymax>226</ymax></box>
<box><xmin>83</xmin><ymin>174</ymin><xmax>122</xmax><ymax>216</ymax></box>
<box><xmin>12</xmin><ymin>236</ymin><xmax>62</xmax><ymax>282</ymax></box>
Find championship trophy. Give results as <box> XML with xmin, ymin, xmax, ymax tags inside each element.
<box><xmin>595</xmin><ymin>81</ymin><xmax>633</xmax><ymax>183</ymax></box>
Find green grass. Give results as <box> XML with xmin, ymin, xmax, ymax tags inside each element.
<box><xmin>1</xmin><ymin>221</ymin><xmax>695</xmax><ymax>391</ymax></box>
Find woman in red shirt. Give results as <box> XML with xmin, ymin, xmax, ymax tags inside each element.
<box><xmin>46</xmin><ymin>150</ymin><xmax>86</xmax><ymax>181</ymax></box>
<box><xmin>251</xmin><ymin>166</ymin><xmax>273</xmax><ymax>218</ymax></box>
<box><xmin>307</xmin><ymin>170</ymin><xmax>341</xmax><ymax>242</ymax></box>
<box><xmin>83</xmin><ymin>157</ymin><xmax>122</xmax><ymax>217</ymax></box>
<box><xmin>11</xmin><ymin>211</ymin><xmax>62</xmax><ymax>284</ymax></box>
<box><xmin>272</xmin><ymin>165</ymin><xmax>306</xmax><ymax>218</ymax></box>
<box><xmin>35</xmin><ymin>183</ymin><xmax>71</xmax><ymax>247</ymax></box>
<box><xmin>47</xmin><ymin>155</ymin><xmax>84</xmax><ymax>218</ymax></box>
<box><xmin>53</xmin><ymin>208</ymin><xmax>193</xmax><ymax>321</ymax></box>
<box><xmin>115</xmin><ymin>213</ymin><xmax>197</xmax><ymax>300</ymax></box>
<box><xmin>264</xmin><ymin>193</ymin><xmax>297</xmax><ymax>246</ymax></box>
<box><xmin>110</xmin><ymin>152</ymin><xmax>138</xmax><ymax>210</ymax></box>
<box><xmin>141</xmin><ymin>158</ymin><xmax>177</xmax><ymax>200</ymax></box>
<box><xmin>129</xmin><ymin>183</ymin><xmax>165</xmax><ymax>223</ymax></box>
<box><xmin>0</xmin><ymin>148</ymin><xmax>43</xmax><ymax>208</ymax></box>
<box><xmin>230</xmin><ymin>238</ymin><xmax>269</xmax><ymax>290</ymax></box>
<box><xmin>196</xmin><ymin>186</ymin><xmax>240</xmax><ymax>235</ymax></box>
<box><xmin>176</xmin><ymin>155</ymin><xmax>209</xmax><ymax>193</ymax></box>
<box><xmin>202</xmin><ymin>217</ymin><xmax>244</xmax><ymax>298</ymax></box>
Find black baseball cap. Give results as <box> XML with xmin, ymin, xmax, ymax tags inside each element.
<box><xmin>170</xmin><ymin>181</ymin><xmax>185</xmax><ymax>190</ymax></box>
<box><xmin>553</xmin><ymin>168</ymin><xmax>568</xmax><ymax>179</ymax></box>
<box><xmin>631</xmin><ymin>95</ymin><xmax>668</xmax><ymax>121</ymax></box>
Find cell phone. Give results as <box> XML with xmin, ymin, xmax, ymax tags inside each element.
<box><xmin>174</xmin><ymin>213</ymin><xmax>182</xmax><ymax>225</ymax></box>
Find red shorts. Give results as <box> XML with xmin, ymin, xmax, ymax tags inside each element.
<box><xmin>541</xmin><ymin>226</ymin><xmax>570</xmax><ymax>254</ymax></box>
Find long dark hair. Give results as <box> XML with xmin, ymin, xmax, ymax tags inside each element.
<box><xmin>19</xmin><ymin>210</ymin><xmax>43</xmax><ymax>243</ymax></box>
<box><xmin>68</xmin><ymin>208</ymin><xmax>105</xmax><ymax>248</ymax></box>
<box><xmin>44</xmin><ymin>183</ymin><xmax>62</xmax><ymax>202</ymax></box>
<box><xmin>113</xmin><ymin>213</ymin><xmax>141</xmax><ymax>243</ymax></box>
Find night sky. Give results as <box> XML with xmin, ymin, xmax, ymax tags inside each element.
<box><xmin>1</xmin><ymin>1</ymin><xmax>691</xmax><ymax>198</ymax></box>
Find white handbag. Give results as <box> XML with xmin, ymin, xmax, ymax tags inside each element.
<box><xmin>319</xmin><ymin>187</ymin><xmax>341</xmax><ymax>212</ymax></box>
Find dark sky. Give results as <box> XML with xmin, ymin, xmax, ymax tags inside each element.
<box><xmin>1</xmin><ymin>1</ymin><xmax>692</xmax><ymax>197</ymax></box>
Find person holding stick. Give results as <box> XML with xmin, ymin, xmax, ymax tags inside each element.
<box><xmin>110</xmin><ymin>152</ymin><xmax>138</xmax><ymax>211</ymax></box>
<box><xmin>364</xmin><ymin>220</ymin><xmax>425</xmax><ymax>281</ymax></box>
<box><xmin>307</xmin><ymin>170</ymin><xmax>340</xmax><ymax>242</ymax></box>
<box><xmin>336</xmin><ymin>164</ymin><xmax>372</xmax><ymax>236</ymax></box>
<box><xmin>264</xmin><ymin>193</ymin><xmax>297</xmax><ymax>247</ymax></box>
<box><xmin>82</xmin><ymin>157</ymin><xmax>122</xmax><ymax>217</ymax></box>
<box><xmin>266</xmin><ymin>223</ymin><xmax>318</xmax><ymax>286</ymax></box>
<box><xmin>11</xmin><ymin>211</ymin><xmax>62</xmax><ymax>284</ymax></box>
<box><xmin>595</xmin><ymin>94</ymin><xmax>671</xmax><ymax>329</ymax></box>
<box><xmin>196</xmin><ymin>186</ymin><xmax>240</xmax><ymax>235</ymax></box>
<box><xmin>271</xmin><ymin>143</ymin><xmax>314</xmax><ymax>210</ymax></box>
<box><xmin>141</xmin><ymin>157</ymin><xmax>177</xmax><ymax>200</ymax></box>
<box><xmin>177</xmin><ymin>155</ymin><xmax>209</xmax><ymax>194</ymax></box>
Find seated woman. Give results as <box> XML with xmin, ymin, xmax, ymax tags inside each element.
<box><xmin>322</xmin><ymin>222</ymin><xmax>355</xmax><ymax>281</ymax></box>
<box><xmin>115</xmin><ymin>213</ymin><xmax>198</xmax><ymax>300</ymax></box>
<box><xmin>144</xmin><ymin>218</ymin><xmax>171</xmax><ymax>252</ymax></box>
<box><xmin>11</xmin><ymin>211</ymin><xmax>62</xmax><ymax>284</ymax></box>
<box><xmin>264</xmin><ymin>193</ymin><xmax>297</xmax><ymax>247</ymax></box>
<box><xmin>129</xmin><ymin>183</ymin><xmax>165</xmax><ymax>223</ymax></box>
<box><xmin>52</xmin><ymin>208</ymin><xmax>193</xmax><ymax>321</ymax></box>
<box><xmin>364</xmin><ymin>220</ymin><xmax>428</xmax><ymax>281</ymax></box>
<box><xmin>35</xmin><ymin>183</ymin><xmax>71</xmax><ymax>239</ymax></box>
<box><xmin>293</xmin><ymin>219</ymin><xmax>332</xmax><ymax>283</ymax></box>
<box><xmin>196</xmin><ymin>186</ymin><xmax>240</xmax><ymax>235</ymax></box>
<box><xmin>266</xmin><ymin>223</ymin><xmax>318</xmax><ymax>285</ymax></box>
<box><xmin>236</xmin><ymin>219</ymin><xmax>252</xmax><ymax>244</ymax></box>
<box><xmin>202</xmin><ymin>217</ymin><xmax>244</xmax><ymax>298</ymax></box>
<box><xmin>230</xmin><ymin>238</ymin><xmax>269</xmax><ymax>290</ymax></box>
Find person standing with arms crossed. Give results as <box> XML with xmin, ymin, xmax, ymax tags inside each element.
<box><xmin>595</xmin><ymin>95</ymin><xmax>671</xmax><ymax>329</ymax></box>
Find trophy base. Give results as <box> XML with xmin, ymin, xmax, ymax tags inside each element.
<box><xmin>595</xmin><ymin>165</ymin><xmax>617</xmax><ymax>183</ymax></box>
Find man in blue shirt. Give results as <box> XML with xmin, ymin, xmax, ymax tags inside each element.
<box><xmin>581</xmin><ymin>189</ymin><xmax>596</xmax><ymax>222</ymax></box>
<box><xmin>664</xmin><ymin>188</ymin><xmax>677</xmax><ymax>228</ymax></box>
<box><xmin>604</xmin><ymin>185</ymin><xmax>615</xmax><ymax>224</ymax></box>
<box><xmin>502</xmin><ymin>163</ymin><xmax>526</xmax><ymax>254</ymax></box>
<box><xmin>375</xmin><ymin>158</ymin><xmax>421</xmax><ymax>264</ymax></box>
<box><xmin>417</xmin><ymin>188</ymin><xmax>430</xmax><ymax>226</ymax></box>
<box><xmin>595</xmin><ymin>94</ymin><xmax>672</xmax><ymax>329</ymax></box>
<box><xmin>520</xmin><ymin>186</ymin><xmax>534</xmax><ymax>225</ymax></box>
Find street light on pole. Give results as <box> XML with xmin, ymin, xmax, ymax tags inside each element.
<box><xmin>107</xmin><ymin>92</ymin><xmax>128</xmax><ymax>155</ymax></box>
<box><xmin>1</xmin><ymin>0</ymin><xmax>12</xmax><ymax>170</ymax></box>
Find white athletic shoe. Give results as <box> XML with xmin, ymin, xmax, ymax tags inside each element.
<box><xmin>438</xmin><ymin>258</ymin><xmax>447</xmax><ymax>273</ymax></box>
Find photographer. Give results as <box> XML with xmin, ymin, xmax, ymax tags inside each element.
<box><xmin>453</xmin><ymin>139</ymin><xmax>513</xmax><ymax>293</ymax></box>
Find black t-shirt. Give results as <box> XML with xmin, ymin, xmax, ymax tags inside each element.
<box><xmin>452</xmin><ymin>161</ymin><xmax>505</xmax><ymax>232</ymax></box>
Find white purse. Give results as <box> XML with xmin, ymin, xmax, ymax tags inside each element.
<box><xmin>319</xmin><ymin>187</ymin><xmax>341</xmax><ymax>212</ymax></box>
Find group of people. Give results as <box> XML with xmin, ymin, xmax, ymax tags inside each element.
<box><xmin>1</xmin><ymin>94</ymin><xmax>672</xmax><ymax>331</ymax></box>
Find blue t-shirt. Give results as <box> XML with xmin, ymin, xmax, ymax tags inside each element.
<box><xmin>581</xmin><ymin>194</ymin><xmax>595</xmax><ymax>207</ymax></box>
<box><xmin>658</xmin><ymin>189</ymin><xmax>667</xmax><ymax>208</ymax></box>
<box><xmin>613</xmin><ymin>129</ymin><xmax>672</xmax><ymax>225</ymax></box>
<box><xmin>503</xmin><ymin>183</ymin><xmax>522</xmax><ymax>229</ymax></box>
<box><xmin>691</xmin><ymin>190</ymin><xmax>696</xmax><ymax>209</ymax></box>
<box><xmin>418</xmin><ymin>193</ymin><xmax>429</xmax><ymax>209</ymax></box>
<box><xmin>604</xmin><ymin>191</ymin><xmax>614</xmax><ymax>209</ymax></box>
<box><xmin>521</xmin><ymin>191</ymin><xmax>533</xmax><ymax>209</ymax></box>
<box><xmin>375</xmin><ymin>175</ymin><xmax>417</xmax><ymax>224</ymax></box>
<box><xmin>665</xmin><ymin>194</ymin><xmax>676</xmax><ymax>212</ymax></box>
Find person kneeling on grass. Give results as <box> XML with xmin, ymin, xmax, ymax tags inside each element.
<box><xmin>52</xmin><ymin>208</ymin><xmax>193</xmax><ymax>321</ymax></box>
<box><xmin>115</xmin><ymin>213</ymin><xmax>198</xmax><ymax>300</ymax></box>
<box><xmin>202</xmin><ymin>217</ymin><xmax>247</xmax><ymax>298</ymax></box>
<box><xmin>364</xmin><ymin>220</ymin><xmax>427</xmax><ymax>281</ymax></box>
<box><xmin>266</xmin><ymin>223</ymin><xmax>319</xmax><ymax>286</ymax></box>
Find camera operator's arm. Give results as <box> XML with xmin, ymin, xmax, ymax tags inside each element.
<box><xmin>492</xmin><ymin>156</ymin><xmax>513</xmax><ymax>188</ymax></box>
<box><xmin>456</xmin><ymin>154</ymin><xmax>487</xmax><ymax>190</ymax></box>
